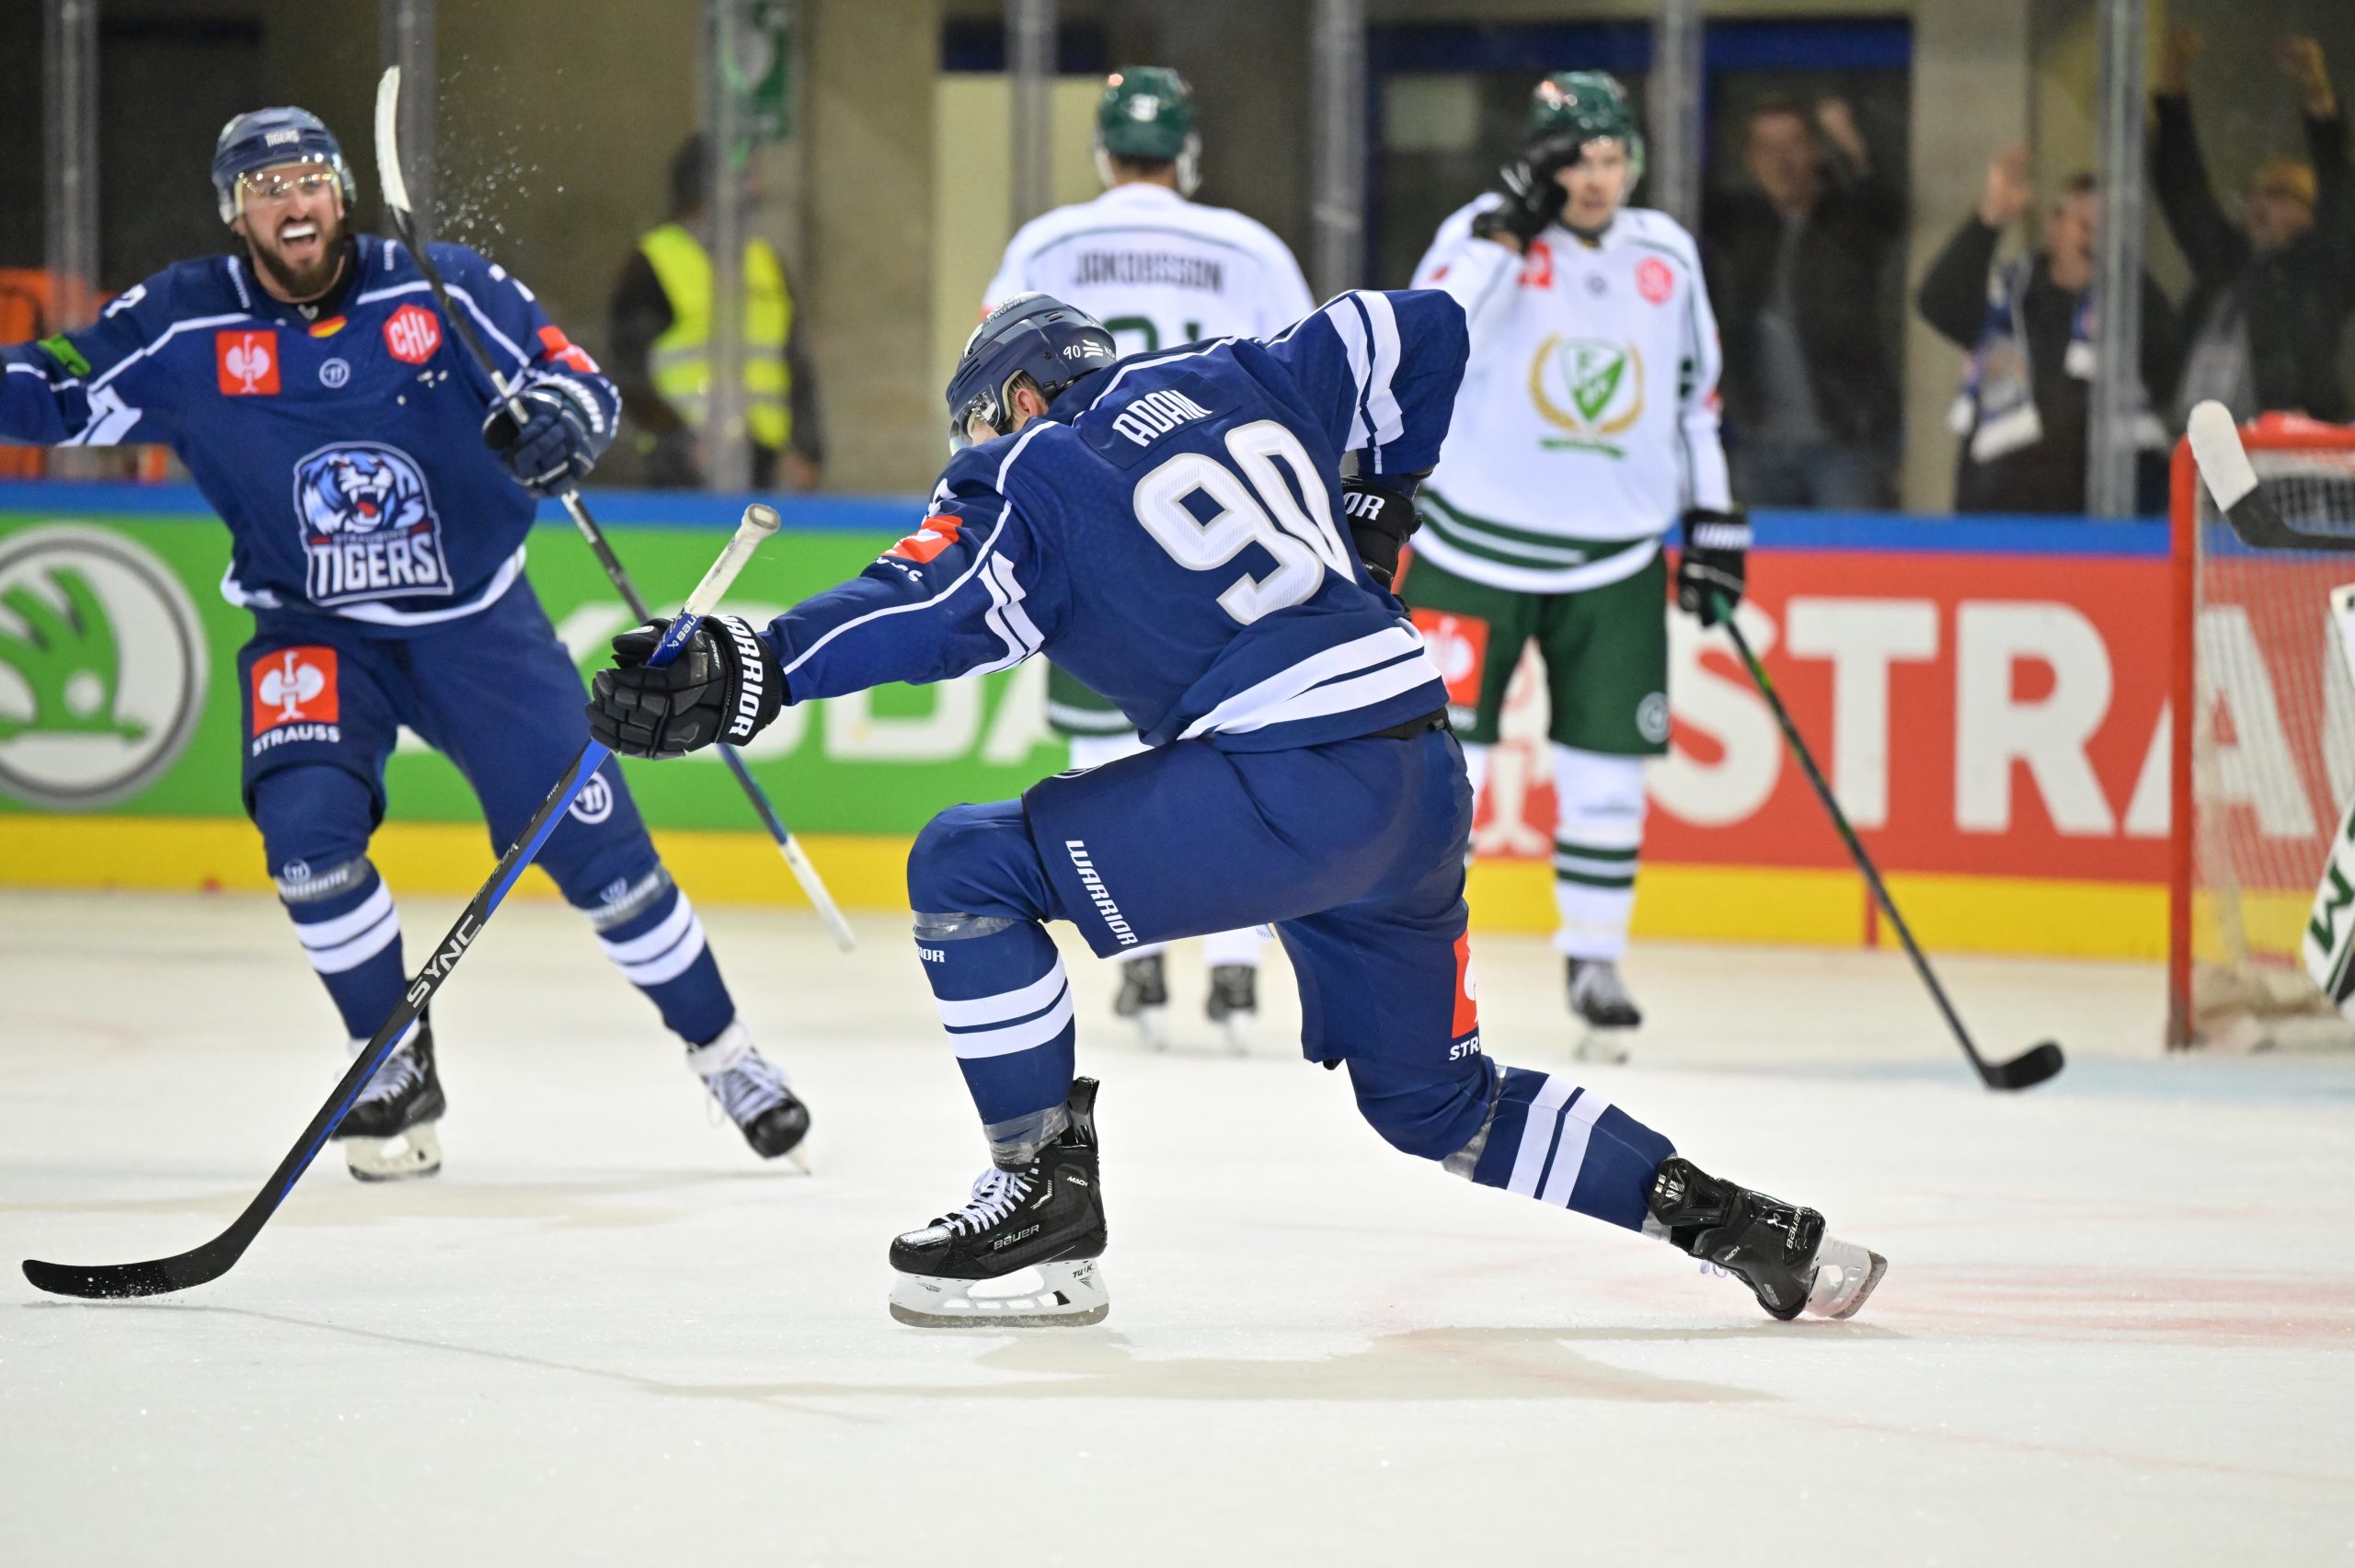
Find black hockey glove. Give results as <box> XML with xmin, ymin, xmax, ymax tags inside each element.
<box><xmin>587</xmin><ymin>614</ymin><xmax>783</xmax><ymax>760</ymax></box>
<box><xmin>1470</xmin><ymin>132</ymin><xmax>1581</xmax><ymax>247</ymax></box>
<box><xmin>1676</xmin><ymin>507</ymin><xmax>1752</xmax><ymax>627</ymax></box>
<box><xmin>483</xmin><ymin>378</ymin><xmax>603</xmax><ymax>498</ymax></box>
<box><xmin>1340</xmin><ymin>474</ymin><xmax>1424</xmax><ymax>589</ymax></box>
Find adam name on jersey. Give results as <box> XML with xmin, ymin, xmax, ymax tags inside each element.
<box><xmin>291</xmin><ymin>441</ymin><xmax>454</xmax><ymax>607</ymax></box>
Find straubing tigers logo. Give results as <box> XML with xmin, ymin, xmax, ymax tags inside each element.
<box><xmin>1528</xmin><ymin>336</ymin><xmax>1645</xmax><ymax>457</ymax></box>
<box><xmin>291</xmin><ymin>441</ymin><xmax>453</xmax><ymax>607</ymax></box>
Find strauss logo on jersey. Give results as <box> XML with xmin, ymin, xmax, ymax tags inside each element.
<box><xmin>290</xmin><ymin>441</ymin><xmax>454</xmax><ymax>607</ymax></box>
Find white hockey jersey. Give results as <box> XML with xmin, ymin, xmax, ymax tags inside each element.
<box><xmin>984</xmin><ymin>182</ymin><xmax>1315</xmax><ymax>359</ymax></box>
<box><xmin>1408</xmin><ymin>198</ymin><xmax>1732</xmax><ymax>595</ymax></box>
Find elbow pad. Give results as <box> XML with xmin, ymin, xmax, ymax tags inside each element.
<box><xmin>1340</xmin><ymin>474</ymin><xmax>1425</xmax><ymax>589</ymax></box>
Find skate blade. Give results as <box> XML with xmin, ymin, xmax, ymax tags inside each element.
<box><xmin>342</xmin><ymin>1122</ymin><xmax>442</xmax><ymax>1183</ymax></box>
<box><xmin>1805</xmin><ymin>1239</ymin><xmax>1889</xmax><ymax>1321</ymax></box>
<box><xmin>1216</xmin><ymin>1013</ymin><xmax>1252</xmax><ymax>1056</ymax></box>
<box><xmin>1125</xmin><ymin>1005</ymin><xmax>1170</xmax><ymax>1052</ymax></box>
<box><xmin>1573</xmin><ymin>1025</ymin><xmax>1634</xmax><ymax>1065</ymax></box>
<box><xmin>888</xmin><ymin>1259</ymin><xmax>1109</xmax><ymax>1328</ymax></box>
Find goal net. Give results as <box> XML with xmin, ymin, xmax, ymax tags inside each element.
<box><xmin>2170</xmin><ymin>417</ymin><xmax>2355</xmax><ymax>1049</ymax></box>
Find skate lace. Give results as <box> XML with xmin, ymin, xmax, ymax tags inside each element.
<box><xmin>354</xmin><ymin>1049</ymin><xmax>420</xmax><ymax>1106</ymax></box>
<box><xmin>937</xmin><ymin>1166</ymin><xmax>1035</xmax><ymax>1237</ymax></box>
<box><xmin>706</xmin><ymin>1055</ymin><xmax>788</xmax><ymax>1127</ymax></box>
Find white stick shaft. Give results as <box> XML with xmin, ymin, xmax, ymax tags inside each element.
<box><xmin>683</xmin><ymin>505</ymin><xmax>782</xmax><ymax>620</ymax></box>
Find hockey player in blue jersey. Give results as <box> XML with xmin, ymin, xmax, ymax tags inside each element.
<box><xmin>0</xmin><ymin>108</ymin><xmax>809</xmax><ymax>1179</ymax></box>
<box><xmin>588</xmin><ymin>291</ymin><xmax>1885</xmax><ymax>1325</ymax></box>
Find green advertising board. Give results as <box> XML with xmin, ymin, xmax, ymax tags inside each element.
<box><xmin>0</xmin><ymin>490</ymin><xmax>1063</xmax><ymax>834</ymax></box>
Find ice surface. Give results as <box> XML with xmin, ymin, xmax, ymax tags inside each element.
<box><xmin>3</xmin><ymin>889</ymin><xmax>2350</xmax><ymax>1565</ymax></box>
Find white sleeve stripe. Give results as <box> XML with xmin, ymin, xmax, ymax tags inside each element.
<box><xmin>6</xmin><ymin>361</ymin><xmax>52</xmax><ymax>377</ymax></box>
<box><xmin>1321</xmin><ymin>296</ymin><xmax>1373</xmax><ymax>451</ymax></box>
<box><xmin>1078</xmin><ymin>338</ymin><xmax>1240</xmax><ymax>414</ymax></box>
<box><xmin>1356</xmin><ymin>290</ymin><xmax>1405</xmax><ymax>451</ymax></box>
<box><xmin>442</xmin><ymin>283</ymin><xmax>531</xmax><ymax>372</ymax></box>
<box><xmin>975</xmin><ymin>551</ymin><xmax>1042</xmax><ymax>674</ymax></box>
<box><xmin>776</xmin><ymin>419</ymin><xmax>1053</xmax><ymax>681</ymax></box>
<box><xmin>86</xmin><ymin>312</ymin><xmax>254</xmax><ymax>394</ymax></box>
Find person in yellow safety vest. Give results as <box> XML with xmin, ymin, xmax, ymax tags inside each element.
<box><xmin>608</xmin><ymin>135</ymin><xmax>825</xmax><ymax>491</ymax></box>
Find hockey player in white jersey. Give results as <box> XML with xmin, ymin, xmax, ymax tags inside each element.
<box><xmin>1399</xmin><ymin>72</ymin><xmax>1748</xmax><ymax>1058</ymax></box>
<box><xmin>984</xmin><ymin>66</ymin><xmax>1316</xmax><ymax>1051</ymax></box>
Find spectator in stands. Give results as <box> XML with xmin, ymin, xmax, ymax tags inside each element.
<box><xmin>1917</xmin><ymin>149</ymin><xmax>2180</xmax><ymax>514</ymax></box>
<box><xmin>2155</xmin><ymin>32</ymin><xmax>2353</xmax><ymax>427</ymax></box>
<box><xmin>608</xmin><ymin>136</ymin><xmax>824</xmax><ymax>491</ymax></box>
<box><xmin>1705</xmin><ymin>97</ymin><xmax>1905</xmax><ymax>509</ymax></box>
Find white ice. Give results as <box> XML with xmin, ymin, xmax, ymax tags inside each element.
<box><xmin>3</xmin><ymin>888</ymin><xmax>2350</xmax><ymax>1566</ymax></box>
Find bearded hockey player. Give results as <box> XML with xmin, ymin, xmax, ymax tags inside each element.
<box><xmin>587</xmin><ymin>292</ymin><xmax>1881</xmax><ymax>1329</ymax></box>
<box><xmin>0</xmin><ymin>108</ymin><xmax>810</xmax><ymax>1178</ymax></box>
<box><xmin>1400</xmin><ymin>73</ymin><xmax>1747</xmax><ymax>1058</ymax></box>
<box><xmin>982</xmin><ymin>66</ymin><xmax>1315</xmax><ymax>1051</ymax></box>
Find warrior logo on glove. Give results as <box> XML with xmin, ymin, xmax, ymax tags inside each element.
<box><xmin>586</xmin><ymin>613</ymin><xmax>784</xmax><ymax>760</ymax></box>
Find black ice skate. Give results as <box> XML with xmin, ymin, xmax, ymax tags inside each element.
<box><xmin>1646</xmin><ymin>1156</ymin><xmax>1886</xmax><ymax>1321</ymax></box>
<box><xmin>334</xmin><ymin>1015</ymin><xmax>444</xmax><ymax>1182</ymax></box>
<box><xmin>1113</xmin><ymin>952</ymin><xmax>1170</xmax><ymax>1050</ymax></box>
<box><xmin>688</xmin><ymin>1022</ymin><xmax>811</xmax><ymax>1168</ymax></box>
<box><xmin>1567</xmin><ymin>956</ymin><xmax>1641</xmax><ymax>1065</ymax></box>
<box><xmin>889</xmin><ymin>1078</ymin><xmax>1109</xmax><ymax>1327</ymax></box>
<box><xmin>1205</xmin><ymin>964</ymin><xmax>1257</xmax><ymax>1054</ymax></box>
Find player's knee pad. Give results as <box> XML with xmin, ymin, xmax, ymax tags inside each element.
<box><xmin>1551</xmin><ymin>745</ymin><xmax>1647</xmax><ymax>850</ymax></box>
<box><xmin>540</xmin><ymin>821</ymin><xmax>665</xmax><ymax>916</ymax></box>
<box><xmin>907</xmin><ymin>800</ymin><xmax>1053</xmax><ymax>923</ymax></box>
<box><xmin>1345</xmin><ymin>1050</ymin><xmax>1500</xmax><ymax>1163</ymax></box>
<box><xmin>251</xmin><ymin>764</ymin><xmax>375</xmax><ymax>882</ymax></box>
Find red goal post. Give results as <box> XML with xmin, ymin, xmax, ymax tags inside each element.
<box><xmin>2169</xmin><ymin>415</ymin><xmax>2355</xmax><ymax>1049</ymax></box>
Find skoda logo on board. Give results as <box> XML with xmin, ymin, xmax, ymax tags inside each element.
<box><xmin>0</xmin><ymin>524</ymin><xmax>209</xmax><ymax>808</ymax></box>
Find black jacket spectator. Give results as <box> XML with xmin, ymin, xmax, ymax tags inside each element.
<box><xmin>1917</xmin><ymin>212</ymin><xmax>2181</xmax><ymax>514</ymax></box>
<box><xmin>1707</xmin><ymin>148</ymin><xmax>1905</xmax><ymax>456</ymax></box>
<box><xmin>2154</xmin><ymin>95</ymin><xmax>2355</xmax><ymax>422</ymax></box>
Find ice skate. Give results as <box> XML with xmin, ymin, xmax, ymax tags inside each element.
<box><xmin>334</xmin><ymin>1016</ymin><xmax>444</xmax><ymax>1183</ymax></box>
<box><xmin>1205</xmin><ymin>964</ymin><xmax>1257</xmax><ymax>1054</ymax></box>
<box><xmin>689</xmin><ymin>1021</ymin><xmax>811</xmax><ymax>1168</ymax></box>
<box><xmin>889</xmin><ymin>1078</ymin><xmax>1109</xmax><ymax>1328</ymax></box>
<box><xmin>1113</xmin><ymin>953</ymin><xmax>1170</xmax><ymax>1050</ymax></box>
<box><xmin>1567</xmin><ymin>956</ymin><xmax>1640</xmax><ymax>1065</ymax></box>
<box><xmin>1646</xmin><ymin>1156</ymin><xmax>1886</xmax><ymax>1322</ymax></box>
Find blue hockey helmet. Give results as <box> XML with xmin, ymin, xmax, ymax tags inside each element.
<box><xmin>212</xmin><ymin>107</ymin><xmax>354</xmax><ymax>224</ymax></box>
<box><xmin>945</xmin><ymin>292</ymin><xmax>1117</xmax><ymax>452</ymax></box>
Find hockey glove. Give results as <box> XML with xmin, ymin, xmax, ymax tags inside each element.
<box><xmin>1676</xmin><ymin>507</ymin><xmax>1752</xmax><ymax>627</ymax></box>
<box><xmin>483</xmin><ymin>378</ymin><xmax>605</xmax><ymax>498</ymax></box>
<box><xmin>587</xmin><ymin>614</ymin><xmax>783</xmax><ymax>760</ymax></box>
<box><xmin>1470</xmin><ymin>133</ymin><xmax>1581</xmax><ymax>248</ymax></box>
<box><xmin>1340</xmin><ymin>474</ymin><xmax>1424</xmax><ymax>589</ymax></box>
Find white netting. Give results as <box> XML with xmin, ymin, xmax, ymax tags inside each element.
<box><xmin>2185</xmin><ymin>431</ymin><xmax>2355</xmax><ymax>1048</ymax></box>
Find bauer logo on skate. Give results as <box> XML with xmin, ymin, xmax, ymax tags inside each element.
<box><xmin>383</xmin><ymin>303</ymin><xmax>442</xmax><ymax>365</ymax></box>
<box><xmin>291</xmin><ymin>442</ymin><xmax>451</xmax><ymax>607</ymax></box>
<box><xmin>215</xmin><ymin>330</ymin><xmax>280</xmax><ymax>395</ymax></box>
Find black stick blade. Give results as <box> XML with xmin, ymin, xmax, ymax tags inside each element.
<box><xmin>2188</xmin><ymin>402</ymin><xmax>2351</xmax><ymax>552</ymax></box>
<box><xmin>24</xmin><ymin>1242</ymin><xmax>234</xmax><ymax>1300</ymax></box>
<box><xmin>1982</xmin><ymin>1040</ymin><xmax>2065</xmax><ymax>1092</ymax></box>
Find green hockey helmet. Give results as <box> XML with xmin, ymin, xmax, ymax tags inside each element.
<box><xmin>1528</xmin><ymin>71</ymin><xmax>1644</xmax><ymax>188</ymax></box>
<box><xmin>1095</xmin><ymin>66</ymin><xmax>1201</xmax><ymax>196</ymax></box>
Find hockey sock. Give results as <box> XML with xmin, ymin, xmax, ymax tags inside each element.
<box><xmin>278</xmin><ymin>855</ymin><xmax>407</xmax><ymax>1042</ymax></box>
<box><xmin>1454</xmin><ymin>1064</ymin><xmax>1674</xmax><ymax>1230</ymax></box>
<box><xmin>1200</xmin><ymin>925</ymin><xmax>1268</xmax><ymax>969</ymax></box>
<box><xmin>588</xmin><ymin>870</ymin><xmax>735</xmax><ymax>1047</ymax></box>
<box><xmin>1550</xmin><ymin>745</ymin><xmax>1645</xmax><ymax>961</ymax></box>
<box><xmin>913</xmin><ymin>913</ymin><xmax>1076</xmax><ymax>1139</ymax></box>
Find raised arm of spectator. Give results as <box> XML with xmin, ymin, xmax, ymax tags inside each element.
<box><xmin>2291</xmin><ymin>40</ymin><xmax>2355</xmax><ymax>270</ymax></box>
<box><xmin>2139</xmin><ymin>271</ymin><xmax>2186</xmax><ymax>413</ymax></box>
<box><xmin>1816</xmin><ymin>98</ymin><xmax>1907</xmax><ymax>236</ymax></box>
<box><xmin>2152</xmin><ymin>29</ymin><xmax>2249</xmax><ymax>284</ymax></box>
<box><xmin>1916</xmin><ymin>148</ymin><xmax>2024</xmax><ymax>349</ymax></box>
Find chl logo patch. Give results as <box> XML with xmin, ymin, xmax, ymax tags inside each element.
<box><xmin>216</xmin><ymin>329</ymin><xmax>280</xmax><ymax>395</ymax></box>
<box><xmin>384</xmin><ymin>303</ymin><xmax>443</xmax><ymax>364</ymax></box>
<box><xmin>1409</xmin><ymin>608</ymin><xmax>1489</xmax><ymax>710</ymax></box>
<box><xmin>1636</xmin><ymin>257</ymin><xmax>1674</xmax><ymax>306</ymax></box>
<box><xmin>251</xmin><ymin>646</ymin><xmax>339</xmax><ymax>732</ymax></box>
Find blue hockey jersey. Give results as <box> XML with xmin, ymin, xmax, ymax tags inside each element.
<box><xmin>761</xmin><ymin>289</ymin><xmax>1468</xmax><ymax>751</ymax></box>
<box><xmin>0</xmin><ymin>235</ymin><xmax>616</xmax><ymax>633</ymax></box>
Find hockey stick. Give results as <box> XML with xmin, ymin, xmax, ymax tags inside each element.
<box><xmin>372</xmin><ymin>66</ymin><xmax>854</xmax><ymax>952</ymax></box>
<box><xmin>2188</xmin><ymin>400</ymin><xmax>2354</xmax><ymax>552</ymax></box>
<box><xmin>1713</xmin><ymin>595</ymin><xmax>2066</xmax><ymax>1091</ymax></box>
<box><xmin>21</xmin><ymin>507</ymin><xmax>782</xmax><ymax>1300</ymax></box>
